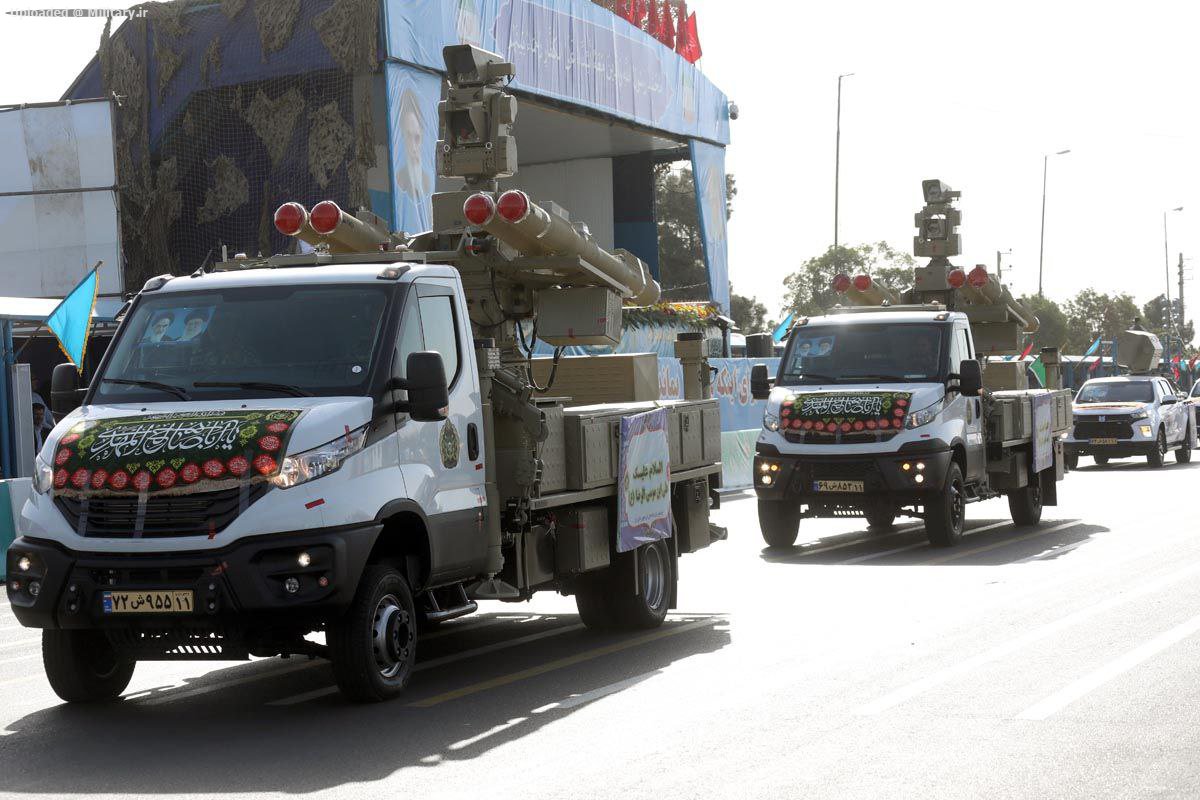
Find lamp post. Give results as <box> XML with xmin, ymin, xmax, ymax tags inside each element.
<box><xmin>1037</xmin><ymin>148</ymin><xmax>1071</xmax><ymax>297</ymax></box>
<box><xmin>1164</xmin><ymin>206</ymin><xmax>1184</xmax><ymax>359</ymax></box>
<box><xmin>996</xmin><ymin>249</ymin><xmax>1012</xmax><ymax>283</ymax></box>
<box><xmin>833</xmin><ymin>72</ymin><xmax>854</xmax><ymax>250</ymax></box>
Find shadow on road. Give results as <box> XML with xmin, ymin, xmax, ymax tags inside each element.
<box><xmin>1073</xmin><ymin>458</ymin><xmax>1200</xmax><ymax>472</ymax></box>
<box><xmin>0</xmin><ymin>613</ymin><xmax>729</xmax><ymax>794</ymax></box>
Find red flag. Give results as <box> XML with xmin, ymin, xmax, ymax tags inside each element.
<box><xmin>1190</xmin><ymin>356</ymin><xmax>1198</xmax><ymax>370</ymax></box>
<box><xmin>617</xmin><ymin>0</ymin><xmax>635</xmax><ymax>23</ymax></box>
<box><xmin>659</xmin><ymin>1</ymin><xmax>675</xmax><ymax>47</ymax></box>
<box><xmin>1019</xmin><ymin>341</ymin><xmax>1034</xmax><ymax>359</ymax></box>
<box><xmin>1174</xmin><ymin>366</ymin><xmax>1181</xmax><ymax>381</ymax></box>
<box><xmin>647</xmin><ymin>0</ymin><xmax>661</xmax><ymax>37</ymax></box>
<box><xmin>632</xmin><ymin>0</ymin><xmax>648</xmax><ymax>28</ymax></box>
<box><xmin>1088</xmin><ymin>358</ymin><xmax>1100</xmax><ymax>373</ymax></box>
<box><xmin>676</xmin><ymin>11</ymin><xmax>702</xmax><ymax>62</ymax></box>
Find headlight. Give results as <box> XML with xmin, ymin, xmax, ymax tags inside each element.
<box><xmin>905</xmin><ymin>398</ymin><xmax>944</xmax><ymax>429</ymax></box>
<box><xmin>763</xmin><ymin>410</ymin><xmax>780</xmax><ymax>432</ymax></box>
<box><xmin>271</xmin><ymin>425</ymin><xmax>368</xmax><ymax>489</ymax></box>
<box><xmin>1131</xmin><ymin>408</ymin><xmax>1149</xmax><ymax>420</ymax></box>
<box><xmin>33</xmin><ymin>454</ymin><xmax>54</xmax><ymax>495</ymax></box>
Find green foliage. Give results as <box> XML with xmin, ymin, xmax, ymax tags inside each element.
<box><xmin>1141</xmin><ymin>294</ymin><xmax>1194</xmax><ymax>348</ymax></box>
<box><xmin>1063</xmin><ymin>289</ymin><xmax>1141</xmax><ymax>352</ymax></box>
<box><xmin>730</xmin><ymin>290</ymin><xmax>771</xmax><ymax>333</ymax></box>
<box><xmin>654</xmin><ymin>165</ymin><xmax>736</xmax><ymax>301</ymax></box>
<box><xmin>781</xmin><ymin>242</ymin><xmax>916</xmax><ymax>317</ymax></box>
<box><xmin>1018</xmin><ymin>294</ymin><xmax>1069</xmax><ymax>351</ymax></box>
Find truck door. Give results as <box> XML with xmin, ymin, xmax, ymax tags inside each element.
<box><xmin>953</xmin><ymin>323</ymin><xmax>986</xmax><ymax>482</ymax></box>
<box><xmin>394</xmin><ymin>279</ymin><xmax>488</xmax><ymax>583</ymax></box>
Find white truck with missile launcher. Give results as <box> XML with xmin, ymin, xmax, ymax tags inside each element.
<box><xmin>6</xmin><ymin>46</ymin><xmax>725</xmax><ymax>703</ymax></box>
<box><xmin>751</xmin><ymin>180</ymin><xmax>1072</xmax><ymax>548</ymax></box>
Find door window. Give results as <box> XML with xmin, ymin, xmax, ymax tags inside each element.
<box><xmin>417</xmin><ymin>294</ymin><xmax>460</xmax><ymax>387</ymax></box>
<box><xmin>395</xmin><ymin>293</ymin><xmax>423</xmax><ymax>378</ymax></box>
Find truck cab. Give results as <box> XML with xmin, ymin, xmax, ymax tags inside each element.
<box><xmin>1065</xmin><ymin>375</ymin><xmax>1195</xmax><ymax>468</ymax></box>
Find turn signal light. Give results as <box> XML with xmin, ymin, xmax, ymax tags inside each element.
<box><xmin>309</xmin><ymin>200</ymin><xmax>343</xmax><ymax>236</ymax></box>
<box><xmin>463</xmin><ymin>193</ymin><xmax>496</xmax><ymax>226</ymax></box>
<box><xmin>273</xmin><ymin>202</ymin><xmax>307</xmax><ymax>236</ymax></box>
<box><xmin>496</xmin><ymin>190</ymin><xmax>531</xmax><ymax>223</ymax></box>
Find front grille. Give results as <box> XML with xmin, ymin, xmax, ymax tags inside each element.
<box><xmin>55</xmin><ymin>484</ymin><xmax>270</xmax><ymax>538</ymax></box>
<box><xmin>784</xmin><ymin>430</ymin><xmax>900</xmax><ymax>445</ymax></box>
<box><xmin>1073</xmin><ymin>419</ymin><xmax>1134</xmax><ymax>440</ymax></box>
<box><xmin>811</xmin><ymin>460</ymin><xmax>876</xmax><ymax>480</ymax></box>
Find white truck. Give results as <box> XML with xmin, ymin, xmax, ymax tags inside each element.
<box><xmin>1065</xmin><ymin>375</ymin><xmax>1194</xmax><ymax>468</ymax></box>
<box><xmin>751</xmin><ymin>180</ymin><xmax>1072</xmax><ymax>549</ymax></box>
<box><xmin>5</xmin><ymin>46</ymin><xmax>724</xmax><ymax>704</ymax></box>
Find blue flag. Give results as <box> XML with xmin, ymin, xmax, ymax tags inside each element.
<box><xmin>772</xmin><ymin>312</ymin><xmax>795</xmax><ymax>343</ymax></box>
<box><xmin>1083</xmin><ymin>337</ymin><xmax>1101</xmax><ymax>357</ymax></box>
<box><xmin>46</xmin><ymin>265</ymin><xmax>100</xmax><ymax>373</ymax></box>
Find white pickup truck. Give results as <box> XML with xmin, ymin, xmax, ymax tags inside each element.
<box><xmin>1064</xmin><ymin>375</ymin><xmax>1195</xmax><ymax>468</ymax></box>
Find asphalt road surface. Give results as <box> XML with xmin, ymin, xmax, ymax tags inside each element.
<box><xmin>2</xmin><ymin>454</ymin><xmax>1199</xmax><ymax>798</ymax></box>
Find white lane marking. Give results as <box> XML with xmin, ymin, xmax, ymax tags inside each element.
<box><xmin>788</xmin><ymin>524</ymin><xmax>924</xmax><ymax>558</ymax></box>
<box><xmin>854</xmin><ymin>557</ymin><xmax>1200</xmax><ymax>715</ymax></box>
<box><xmin>447</xmin><ymin>716</ymin><xmax>529</xmax><ymax>751</ymax></box>
<box><xmin>0</xmin><ymin>637</ymin><xmax>40</xmax><ymax>653</ymax></box>
<box><xmin>836</xmin><ymin>520</ymin><xmax>1015</xmax><ymax>565</ymax></box>
<box><xmin>138</xmin><ymin>659</ymin><xmax>319</xmax><ymax>706</ymax></box>
<box><xmin>267</xmin><ymin>624</ymin><xmax>586</xmax><ymax>706</ymax></box>
<box><xmin>1014</xmin><ymin>539</ymin><xmax>1089</xmax><ymax>564</ymax></box>
<box><xmin>0</xmin><ymin>673</ymin><xmax>40</xmax><ymax>688</ymax></box>
<box><xmin>533</xmin><ymin>669</ymin><xmax>662</xmax><ymax>713</ymax></box>
<box><xmin>422</xmin><ymin>616</ymin><xmax>510</xmax><ymax>641</ymax></box>
<box><xmin>0</xmin><ymin>652</ymin><xmax>39</xmax><ymax>667</ymax></box>
<box><xmin>917</xmin><ymin>520</ymin><xmax>1082</xmax><ymax>566</ymax></box>
<box><xmin>1016</xmin><ymin>611</ymin><xmax>1200</xmax><ymax>720</ymax></box>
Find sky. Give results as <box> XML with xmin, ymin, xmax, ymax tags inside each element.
<box><xmin>1</xmin><ymin>0</ymin><xmax>1197</xmax><ymax>321</ymax></box>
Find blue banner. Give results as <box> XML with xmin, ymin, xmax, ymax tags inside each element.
<box><xmin>691</xmin><ymin>139</ymin><xmax>730</xmax><ymax>314</ymax></box>
<box><xmin>386</xmin><ymin>63</ymin><xmax>442</xmax><ymax>234</ymax></box>
<box><xmin>385</xmin><ymin>0</ymin><xmax>730</xmax><ymax>146</ymax></box>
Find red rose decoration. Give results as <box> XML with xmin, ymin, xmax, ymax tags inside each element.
<box><xmin>90</xmin><ymin>469</ymin><xmax>109</xmax><ymax>490</ymax></box>
<box><xmin>60</xmin><ymin>433</ymin><xmax>81</xmax><ymax>445</ymax></box>
<box><xmin>253</xmin><ymin>454</ymin><xmax>277</xmax><ymax>475</ymax></box>
<box><xmin>55</xmin><ymin>448</ymin><xmax>71</xmax><ymax>466</ymax></box>
<box><xmin>180</xmin><ymin>463</ymin><xmax>201</xmax><ymax>484</ymax></box>
<box><xmin>156</xmin><ymin>468</ymin><xmax>177</xmax><ymax>489</ymax></box>
<box><xmin>813</xmin><ymin>422</ymin><xmax>824</xmax><ymax>432</ymax></box>
<box><xmin>853</xmin><ymin>421</ymin><xmax>864</xmax><ymax>431</ymax></box>
<box><xmin>71</xmin><ymin>469</ymin><xmax>90</xmax><ymax>489</ymax></box>
<box><xmin>790</xmin><ymin>419</ymin><xmax>802</xmax><ymax>429</ymax></box>
<box><xmin>228</xmin><ymin>456</ymin><xmax>250</xmax><ymax>476</ymax></box>
<box><xmin>53</xmin><ymin>469</ymin><xmax>69</xmax><ymax>489</ymax></box>
<box><xmin>802</xmin><ymin>420</ymin><xmax>813</xmax><ymax>430</ymax></box>
<box><xmin>203</xmin><ymin>459</ymin><xmax>225</xmax><ymax>479</ymax></box>
<box><xmin>258</xmin><ymin>435</ymin><xmax>281</xmax><ymax>452</ymax></box>
<box><xmin>840</xmin><ymin>422</ymin><xmax>852</xmax><ymax>433</ymax></box>
<box><xmin>893</xmin><ymin>408</ymin><xmax>905</xmax><ymax>417</ymax></box>
<box><xmin>266</xmin><ymin>422</ymin><xmax>290</xmax><ymax>434</ymax></box>
<box><xmin>878</xmin><ymin>419</ymin><xmax>890</xmax><ymax>429</ymax></box>
<box><xmin>132</xmin><ymin>470</ymin><xmax>153</xmax><ymax>492</ymax></box>
<box><xmin>865</xmin><ymin>420</ymin><xmax>877</xmax><ymax>430</ymax></box>
<box><xmin>895</xmin><ymin>398</ymin><xmax>908</xmax><ymax>407</ymax></box>
<box><xmin>109</xmin><ymin>470</ymin><xmax>129</xmax><ymax>490</ymax></box>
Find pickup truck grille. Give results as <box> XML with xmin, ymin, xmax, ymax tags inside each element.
<box><xmin>1073</xmin><ymin>418</ymin><xmax>1134</xmax><ymax>440</ymax></box>
<box><xmin>54</xmin><ymin>484</ymin><xmax>269</xmax><ymax>538</ymax></box>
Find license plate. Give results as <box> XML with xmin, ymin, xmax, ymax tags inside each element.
<box><xmin>813</xmin><ymin>480</ymin><xmax>864</xmax><ymax>493</ymax></box>
<box><xmin>1090</xmin><ymin>438</ymin><xmax>1118</xmax><ymax>445</ymax></box>
<box><xmin>102</xmin><ymin>590</ymin><xmax>194</xmax><ymax>614</ymax></box>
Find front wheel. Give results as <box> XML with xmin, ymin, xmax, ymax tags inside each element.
<box><xmin>925</xmin><ymin>462</ymin><xmax>966</xmax><ymax>547</ymax></box>
<box><xmin>759</xmin><ymin>500</ymin><xmax>801</xmax><ymax>548</ymax></box>
<box><xmin>42</xmin><ymin>630</ymin><xmax>135</xmax><ymax>702</ymax></box>
<box><xmin>1008</xmin><ymin>480</ymin><xmax>1043</xmax><ymax>526</ymax></box>
<box><xmin>1065</xmin><ymin>452</ymin><xmax>1079</xmax><ymax>471</ymax></box>
<box><xmin>1094</xmin><ymin>456</ymin><xmax>1110</xmax><ymax>467</ymax></box>
<box><xmin>1148</xmin><ymin>429</ymin><xmax>1167</xmax><ymax>469</ymax></box>
<box><xmin>328</xmin><ymin>565</ymin><xmax>417</xmax><ymax>703</ymax></box>
<box><xmin>1177</xmin><ymin>432</ymin><xmax>1193</xmax><ymax>463</ymax></box>
<box><xmin>864</xmin><ymin>504</ymin><xmax>896</xmax><ymax>531</ymax></box>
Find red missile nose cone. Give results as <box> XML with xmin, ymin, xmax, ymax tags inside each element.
<box><xmin>948</xmin><ymin>268</ymin><xmax>966</xmax><ymax>288</ymax></box>
<box><xmin>496</xmin><ymin>190</ymin><xmax>531</xmax><ymax>223</ymax></box>
<box><xmin>967</xmin><ymin>265</ymin><xmax>989</xmax><ymax>288</ymax></box>
<box><xmin>852</xmin><ymin>274</ymin><xmax>872</xmax><ymax>292</ymax></box>
<box><xmin>832</xmin><ymin>273</ymin><xmax>851</xmax><ymax>293</ymax></box>
<box><xmin>310</xmin><ymin>200</ymin><xmax>342</xmax><ymax>236</ymax></box>
<box><xmin>463</xmin><ymin>193</ymin><xmax>496</xmax><ymax>226</ymax></box>
<box><xmin>273</xmin><ymin>202</ymin><xmax>307</xmax><ymax>236</ymax></box>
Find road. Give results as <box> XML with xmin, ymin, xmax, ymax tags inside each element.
<box><xmin>2</xmin><ymin>455</ymin><xmax>1199</xmax><ymax>798</ymax></box>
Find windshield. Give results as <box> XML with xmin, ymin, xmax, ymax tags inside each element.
<box><xmin>779</xmin><ymin>322</ymin><xmax>946</xmax><ymax>385</ymax></box>
<box><xmin>91</xmin><ymin>284</ymin><xmax>393</xmax><ymax>404</ymax></box>
<box><xmin>1076</xmin><ymin>381</ymin><xmax>1153</xmax><ymax>404</ymax></box>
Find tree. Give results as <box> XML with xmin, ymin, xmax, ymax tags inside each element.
<box><xmin>1063</xmin><ymin>289</ymin><xmax>1141</xmax><ymax>352</ymax></box>
<box><xmin>730</xmin><ymin>290</ymin><xmax>771</xmax><ymax>332</ymax></box>
<box><xmin>1141</xmin><ymin>294</ymin><xmax>1194</xmax><ymax>349</ymax></box>
<box><xmin>780</xmin><ymin>242</ymin><xmax>916</xmax><ymax>317</ymax></box>
<box><xmin>654</xmin><ymin>165</ymin><xmax>737</xmax><ymax>301</ymax></box>
<box><xmin>1018</xmin><ymin>294</ymin><xmax>1069</xmax><ymax>352</ymax></box>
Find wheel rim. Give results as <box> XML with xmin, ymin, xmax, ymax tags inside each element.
<box><xmin>371</xmin><ymin>593</ymin><xmax>413</xmax><ymax>680</ymax></box>
<box><xmin>89</xmin><ymin>635</ymin><xmax>122</xmax><ymax>679</ymax></box>
<box><xmin>949</xmin><ymin>479</ymin><xmax>965</xmax><ymax>532</ymax></box>
<box><xmin>640</xmin><ymin>545</ymin><xmax>667</xmax><ymax>612</ymax></box>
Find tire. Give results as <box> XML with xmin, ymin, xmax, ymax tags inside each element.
<box><xmin>42</xmin><ymin>629</ymin><xmax>135</xmax><ymax>703</ymax></box>
<box><xmin>1147</xmin><ymin>429</ymin><xmax>1167</xmax><ymax>469</ymax></box>
<box><xmin>759</xmin><ymin>500</ymin><xmax>801</xmax><ymax>548</ymax></box>
<box><xmin>864</xmin><ymin>505</ymin><xmax>896</xmax><ymax>531</ymax></box>
<box><xmin>1065</xmin><ymin>452</ymin><xmax>1079</xmax><ymax>471</ymax></box>
<box><xmin>925</xmin><ymin>462</ymin><xmax>966</xmax><ymax>548</ymax></box>
<box><xmin>1008</xmin><ymin>480</ymin><xmax>1043</xmax><ymax>526</ymax></box>
<box><xmin>328</xmin><ymin>565</ymin><xmax>417</xmax><ymax>703</ymax></box>
<box><xmin>575</xmin><ymin>539</ymin><xmax>673</xmax><ymax>631</ymax></box>
<box><xmin>1177</xmin><ymin>431</ymin><xmax>1193</xmax><ymax>464</ymax></box>
<box><xmin>1094</xmin><ymin>456</ymin><xmax>1109</xmax><ymax>466</ymax></box>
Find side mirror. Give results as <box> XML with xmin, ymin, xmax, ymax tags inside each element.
<box><xmin>1162</xmin><ymin>395</ymin><xmax>1178</xmax><ymax>405</ymax></box>
<box><xmin>751</xmin><ymin>364</ymin><xmax>773</xmax><ymax>400</ymax></box>
<box><xmin>403</xmin><ymin>351</ymin><xmax>449</xmax><ymax>422</ymax></box>
<box><xmin>51</xmin><ymin>363</ymin><xmax>83</xmax><ymax>417</ymax></box>
<box><xmin>958</xmin><ymin>358</ymin><xmax>983</xmax><ymax>397</ymax></box>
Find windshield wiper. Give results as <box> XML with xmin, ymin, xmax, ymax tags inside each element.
<box><xmin>788</xmin><ymin>373</ymin><xmax>840</xmax><ymax>384</ymax></box>
<box><xmin>102</xmin><ymin>378</ymin><xmax>191</xmax><ymax>400</ymax></box>
<box><xmin>194</xmin><ymin>381</ymin><xmax>313</xmax><ymax>397</ymax></box>
<box><xmin>841</xmin><ymin>373</ymin><xmax>907</xmax><ymax>383</ymax></box>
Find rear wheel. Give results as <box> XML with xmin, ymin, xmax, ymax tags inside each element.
<box><xmin>1148</xmin><ymin>429</ymin><xmax>1167</xmax><ymax>468</ymax></box>
<box><xmin>1065</xmin><ymin>452</ymin><xmax>1079</xmax><ymax>471</ymax></box>
<box><xmin>42</xmin><ymin>629</ymin><xmax>135</xmax><ymax>703</ymax></box>
<box><xmin>1177</xmin><ymin>430</ymin><xmax>1193</xmax><ymax>463</ymax></box>
<box><xmin>575</xmin><ymin>539</ymin><xmax>673</xmax><ymax>631</ymax></box>
<box><xmin>329</xmin><ymin>565</ymin><xmax>417</xmax><ymax>702</ymax></box>
<box><xmin>925</xmin><ymin>462</ymin><xmax>966</xmax><ymax>547</ymax></box>
<box><xmin>759</xmin><ymin>500</ymin><xmax>801</xmax><ymax>548</ymax></box>
<box><xmin>1008</xmin><ymin>480</ymin><xmax>1043</xmax><ymax>526</ymax></box>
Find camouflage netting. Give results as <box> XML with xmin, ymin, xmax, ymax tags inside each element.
<box><xmin>81</xmin><ymin>0</ymin><xmax>381</xmax><ymax>288</ymax></box>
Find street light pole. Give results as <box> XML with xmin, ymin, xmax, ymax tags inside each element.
<box><xmin>1037</xmin><ymin>148</ymin><xmax>1071</xmax><ymax>297</ymax></box>
<box><xmin>1164</xmin><ymin>206</ymin><xmax>1184</xmax><ymax>358</ymax></box>
<box><xmin>996</xmin><ymin>249</ymin><xmax>1011</xmax><ymax>283</ymax></box>
<box><xmin>833</xmin><ymin>72</ymin><xmax>854</xmax><ymax>250</ymax></box>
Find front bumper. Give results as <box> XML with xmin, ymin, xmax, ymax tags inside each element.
<box><xmin>5</xmin><ymin>522</ymin><xmax>381</xmax><ymax>632</ymax></box>
<box><xmin>752</xmin><ymin>443</ymin><xmax>953</xmax><ymax>508</ymax></box>
<box><xmin>1063</xmin><ymin>440</ymin><xmax>1156</xmax><ymax>459</ymax></box>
